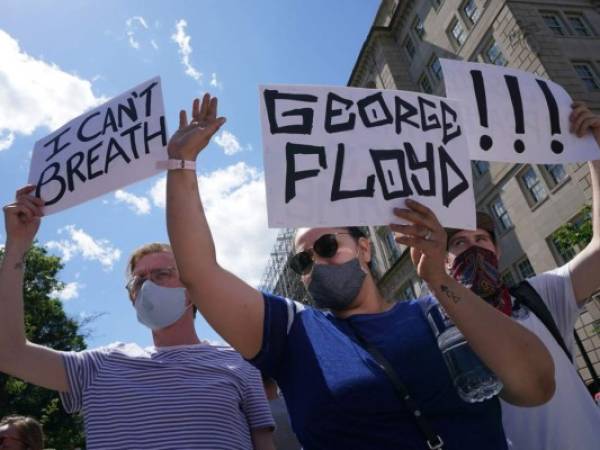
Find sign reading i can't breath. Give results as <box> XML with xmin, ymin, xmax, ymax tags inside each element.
<box><xmin>28</xmin><ymin>76</ymin><xmax>168</xmax><ymax>214</ymax></box>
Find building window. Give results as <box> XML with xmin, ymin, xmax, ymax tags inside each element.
<box><xmin>566</xmin><ymin>14</ymin><xmax>592</xmax><ymax>37</ymax></box>
<box><xmin>543</xmin><ymin>164</ymin><xmax>567</xmax><ymax>186</ymax></box>
<box><xmin>413</xmin><ymin>16</ymin><xmax>425</xmax><ymax>39</ymax></box>
<box><xmin>462</xmin><ymin>0</ymin><xmax>481</xmax><ymax>25</ymax></box>
<box><xmin>485</xmin><ymin>39</ymin><xmax>507</xmax><ymax>66</ymax></box>
<box><xmin>473</xmin><ymin>160</ymin><xmax>490</xmax><ymax>176</ymax></box>
<box><xmin>551</xmin><ymin>235</ymin><xmax>577</xmax><ymax>264</ymax></box>
<box><xmin>429</xmin><ymin>56</ymin><xmax>443</xmax><ymax>81</ymax></box>
<box><xmin>517</xmin><ymin>258</ymin><xmax>536</xmax><ymax>279</ymax></box>
<box><xmin>574</xmin><ymin>63</ymin><xmax>600</xmax><ymax>90</ymax></box>
<box><xmin>490</xmin><ymin>197</ymin><xmax>512</xmax><ymax>232</ymax></box>
<box><xmin>432</xmin><ymin>0</ymin><xmax>445</xmax><ymax>10</ymax></box>
<box><xmin>419</xmin><ymin>74</ymin><xmax>433</xmax><ymax>94</ymax></box>
<box><xmin>449</xmin><ymin>19</ymin><xmax>467</xmax><ymax>47</ymax></box>
<box><xmin>404</xmin><ymin>36</ymin><xmax>416</xmax><ymax>59</ymax></box>
<box><xmin>520</xmin><ymin>166</ymin><xmax>547</xmax><ymax>205</ymax></box>
<box><xmin>502</xmin><ymin>270</ymin><xmax>516</xmax><ymax>288</ymax></box>
<box><xmin>542</xmin><ymin>12</ymin><xmax>567</xmax><ymax>36</ymax></box>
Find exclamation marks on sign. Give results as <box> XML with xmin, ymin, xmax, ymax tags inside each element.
<box><xmin>536</xmin><ymin>79</ymin><xmax>564</xmax><ymax>154</ymax></box>
<box><xmin>504</xmin><ymin>75</ymin><xmax>525</xmax><ymax>153</ymax></box>
<box><xmin>470</xmin><ymin>70</ymin><xmax>493</xmax><ymax>151</ymax></box>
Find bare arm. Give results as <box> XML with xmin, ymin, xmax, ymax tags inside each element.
<box><xmin>251</xmin><ymin>428</ymin><xmax>276</xmax><ymax>450</ymax></box>
<box><xmin>567</xmin><ymin>103</ymin><xmax>600</xmax><ymax>304</ymax></box>
<box><xmin>393</xmin><ymin>200</ymin><xmax>555</xmax><ymax>407</ymax></box>
<box><xmin>0</xmin><ymin>186</ymin><xmax>69</xmax><ymax>392</ymax></box>
<box><xmin>166</xmin><ymin>95</ymin><xmax>265</xmax><ymax>358</ymax></box>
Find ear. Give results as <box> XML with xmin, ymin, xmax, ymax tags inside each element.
<box><xmin>358</xmin><ymin>237</ymin><xmax>371</xmax><ymax>263</ymax></box>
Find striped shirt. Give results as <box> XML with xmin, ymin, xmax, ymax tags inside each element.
<box><xmin>59</xmin><ymin>342</ymin><xmax>274</xmax><ymax>450</ymax></box>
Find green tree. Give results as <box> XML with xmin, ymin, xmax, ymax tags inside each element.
<box><xmin>0</xmin><ymin>244</ymin><xmax>87</xmax><ymax>449</ymax></box>
<box><xmin>553</xmin><ymin>205</ymin><xmax>593</xmax><ymax>250</ymax></box>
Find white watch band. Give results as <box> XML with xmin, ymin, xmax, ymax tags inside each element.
<box><xmin>156</xmin><ymin>159</ymin><xmax>196</xmax><ymax>171</ymax></box>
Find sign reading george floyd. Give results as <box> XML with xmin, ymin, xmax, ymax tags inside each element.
<box><xmin>259</xmin><ymin>84</ymin><xmax>476</xmax><ymax>229</ymax></box>
<box><xmin>441</xmin><ymin>59</ymin><xmax>600</xmax><ymax>163</ymax></box>
<box><xmin>28</xmin><ymin>76</ymin><xmax>168</xmax><ymax>214</ymax></box>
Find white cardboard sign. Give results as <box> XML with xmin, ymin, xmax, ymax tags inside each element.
<box><xmin>259</xmin><ymin>84</ymin><xmax>476</xmax><ymax>229</ymax></box>
<box><xmin>441</xmin><ymin>59</ymin><xmax>599</xmax><ymax>163</ymax></box>
<box><xmin>28</xmin><ymin>76</ymin><xmax>168</xmax><ymax>214</ymax></box>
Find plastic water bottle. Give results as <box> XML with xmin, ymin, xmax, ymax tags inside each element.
<box><xmin>426</xmin><ymin>299</ymin><xmax>503</xmax><ymax>403</ymax></box>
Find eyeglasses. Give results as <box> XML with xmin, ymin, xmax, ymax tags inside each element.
<box><xmin>125</xmin><ymin>267</ymin><xmax>178</xmax><ymax>299</ymax></box>
<box><xmin>288</xmin><ymin>233</ymin><xmax>352</xmax><ymax>275</ymax></box>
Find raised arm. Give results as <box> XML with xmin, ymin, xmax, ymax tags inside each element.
<box><xmin>392</xmin><ymin>200</ymin><xmax>555</xmax><ymax>407</ymax></box>
<box><xmin>166</xmin><ymin>95</ymin><xmax>265</xmax><ymax>358</ymax></box>
<box><xmin>566</xmin><ymin>102</ymin><xmax>600</xmax><ymax>305</ymax></box>
<box><xmin>0</xmin><ymin>186</ymin><xmax>69</xmax><ymax>392</ymax></box>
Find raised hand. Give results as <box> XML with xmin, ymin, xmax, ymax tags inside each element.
<box><xmin>3</xmin><ymin>185</ymin><xmax>44</xmax><ymax>248</ymax></box>
<box><xmin>167</xmin><ymin>93</ymin><xmax>226</xmax><ymax>161</ymax></box>
<box><xmin>390</xmin><ymin>199</ymin><xmax>448</xmax><ymax>284</ymax></box>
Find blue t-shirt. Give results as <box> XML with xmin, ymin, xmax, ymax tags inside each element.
<box><xmin>250</xmin><ymin>293</ymin><xmax>507</xmax><ymax>450</ymax></box>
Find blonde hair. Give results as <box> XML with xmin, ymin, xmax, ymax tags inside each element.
<box><xmin>0</xmin><ymin>415</ymin><xmax>44</xmax><ymax>450</ymax></box>
<box><xmin>126</xmin><ymin>242</ymin><xmax>173</xmax><ymax>278</ymax></box>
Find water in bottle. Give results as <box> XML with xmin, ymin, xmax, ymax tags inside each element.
<box><xmin>426</xmin><ymin>299</ymin><xmax>503</xmax><ymax>403</ymax></box>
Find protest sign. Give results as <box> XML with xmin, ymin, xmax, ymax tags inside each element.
<box><xmin>259</xmin><ymin>85</ymin><xmax>476</xmax><ymax>229</ymax></box>
<box><xmin>28</xmin><ymin>76</ymin><xmax>168</xmax><ymax>214</ymax></box>
<box><xmin>441</xmin><ymin>59</ymin><xmax>599</xmax><ymax>163</ymax></box>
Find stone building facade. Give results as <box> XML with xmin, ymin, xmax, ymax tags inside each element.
<box><xmin>348</xmin><ymin>0</ymin><xmax>600</xmax><ymax>386</ymax></box>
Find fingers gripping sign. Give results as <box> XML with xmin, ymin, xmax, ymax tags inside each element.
<box><xmin>167</xmin><ymin>93</ymin><xmax>227</xmax><ymax>161</ymax></box>
<box><xmin>390</xmin><ymin>199</ymin><xmax>448</xmax><ymax>283</ymax></box>
<box><xmin>4</xmin><ymin>185</ymin><xmax>45</xmax><ymax>246</ymax></box>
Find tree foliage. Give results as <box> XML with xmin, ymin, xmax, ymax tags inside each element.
<box><xmin>553</xmin><ymin>205</ymin><xmax>593</xmax><ymax>250</ymax></box>
<box><xmin>0</xmin><ymin>244</ymin><xmax>87</xmax><ymax>449</ymax></box>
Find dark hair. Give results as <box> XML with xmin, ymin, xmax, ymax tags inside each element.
<box><xmin>445</xmin><ymin>211</ymin><xmax>497</xmax><ymax>249</ymax></box>
<box><xmin>0</xmin><ymin>415</ymin><xmax>44</xmax><ymax>450</ymax></box>
<box><xmin>345</xmin><ymin>226</ymin><xmax>367</xmax><ymax>241</ymax></box>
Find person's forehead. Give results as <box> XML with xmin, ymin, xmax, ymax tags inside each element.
<box><xmin>295</xmin><ymin>227</ymin><xmax>348</xmax><ymax>249</ymax></box>
<box><xmin>134</xmin><ymin>251</ymin><xmax>175</xmax><ymax>273</ymax></box>
<box><xmin>449</xmin><ymin>228</ymin><xmax>492</xmax><ymax>242</ymax></box>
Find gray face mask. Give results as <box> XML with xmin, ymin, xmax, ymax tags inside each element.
<box><xmin>308</xmin><ymin>258</ymin><xmax>367</xmax><ymax>311</ymax></box>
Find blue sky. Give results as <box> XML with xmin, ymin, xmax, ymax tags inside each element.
<box><xmin>0</xmin><ymin>0</ymin><xmax>381</xmax><ymax>347</ymax></box>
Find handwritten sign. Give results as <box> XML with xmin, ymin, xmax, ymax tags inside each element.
<box><xmin>259</xmin><ymin>84</ymin><xmax>476</xmax><ymax>229</ymax></box>
<box><xmin>441</xmin><ymin>59</ymin><xmax>599</xmax><ymax>163</ymax></box>
<box><xmin>28</xmin><ymin>76</ymin><xmax>168</xmax><ymax>214</ymax></box>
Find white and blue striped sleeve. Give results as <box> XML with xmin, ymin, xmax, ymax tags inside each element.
<box><xmin>241</xmin><ymin>364</ymin><xmax>276</xmax><ymax>431</ymax></box>
<box><xmin>59</xmin><ymin>347</ymin><xmax>109</xmax><ymax>413</ymax></box>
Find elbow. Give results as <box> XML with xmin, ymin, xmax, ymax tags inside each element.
<box><xmin>503</xmin><ymin>356</ymin><xmax>556</xmax><ymax>407</ymax></box>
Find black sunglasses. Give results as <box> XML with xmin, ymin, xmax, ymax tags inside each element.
<box><xmin>288</xmin><ymin>233</ymin><xmax>352</xmax><ymax>275</ymax></box>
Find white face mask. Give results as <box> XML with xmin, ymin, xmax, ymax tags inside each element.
<box><xmin>134</xmin><ymin>280</ymin><xmax>189</xmax><ymax>331</ymax></box>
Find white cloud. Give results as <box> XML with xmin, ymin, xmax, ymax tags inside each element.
<box><xmin>125</xmin><ymin>16</ymin><xmax>149</xmax><ymax>50</ymax></box>
<box><xmin>151</xmin><ymin>39</ymin><xmax>159</xmax><ymax>50</ymax></box>
<box><xmin>0</xmin><ymin>130</ymin><xmax>15</xmax><ymax>152</ymax></box>
<box><xmin>0</xmin><ymin>29</ymin><xmax>105</xmax><ymax>151</ymax></box>
<box><xmin>171</xmin><ymin>19</ymin><xmax>202</xmax><ymax>82</ymax></box>
<box><xmin>45</xmin><ymin>225</ymin><xmax>122</xmax><ymax>271</ymax></box>
<box><xmin>209</xmin><ymin>72</ymin><xmax>223</xmax><ymax>89</ymax></box>
<box><xmin>215</xmin><ymin>130</ymin><xmax>246</xmax><ymax>155</ymax></box>
<box><xmin>114</xmin><ymin>189</ymin><xmax>151</xmax><ymax>215</ymax></box>
<box><xmin>148</xmin><ymin>162</ymin><xmax>277</xmax><ymax>286</ymax></box>
<box><xmin>51</xmin><ymin>281</ymin><xmax>82</xmax><ymax>302</ymax></box>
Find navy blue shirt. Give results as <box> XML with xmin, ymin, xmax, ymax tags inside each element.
<box><xmin>250</xmin><ymin>293</ymin><xmax>507</xmax><ymax>450</ymax></box>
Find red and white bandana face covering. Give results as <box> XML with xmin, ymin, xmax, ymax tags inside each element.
<box><xmin>448</xmin><ymin>245</ymin><xmax>512</xmax><ymax>316</ymax></box>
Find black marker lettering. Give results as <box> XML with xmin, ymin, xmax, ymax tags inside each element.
<box><xmin>504</xmin><ymin>75</ymin><xmax>526</xmax><ymax>153</ymax></box>
<box><xmin>117</xmin><ymin>97</ymin><xmax>139</xmax><ymax>128</ymax></box>
<box><xmin>405</xmin><ymin>142</ymin><xmax>435</xmax><ymax>196</ymax></box>
<box><xmin>324</xmin><ymin>92</ymin><xmax>356</xmax><ymax>133</ymax></box>
<box><xmin>77</xmin><ymin>111</ymin><xmax>102</xmax><ymax>142</ymax></box>
<box><xmin>102</xmin><ymin>108</ymin><xmax>118</xmax><ymax>135</ymax></box>
<box><xmin>65</xmin><ymin>152</ymin><xmax>86</xmax><ymax>192</ymax></box>
<box><xmin>43</xmin><ymin>127</ymin><xmax>71</xmax><ymax>162</ymax></box>
<box><xmin>137</xmin><ymin>81</ymin><xmax>159</xmax><ymax>117</ymax></box>
<box><xmin>104</xmin><ymin>137</ymin><xmax>131</xmax><ymax>174</ymax></box>
<box><xmin>143</xmin><ymin>116</ymin><xmax>167</xmax><ymax>155</ymax></box>
<box><xmin>36</xmin><ymin>163</ymin><xmax>66</xmax><ymax>206</ymax></box>
<box><xmin>440</xmin><ymin>101</ymin><xmax>462</xmax><ymax>145</ymax></box>
<box><xmin>470</xmin><ymin>70</ymin><xmax>493</xmax><ymax>150</ymax></box>
<box><xmin>264</xmin><ymin>89</ymin><xmax>318</xmax><ymax>134</ymax></box>
<box><xmin>357</xmin><ymin>92</ymin><xmax>393</xmax><ymax>128</ymax></box>
<box><xmin>285</xmin><ymin>143</ymin><xmax>327</xmax><ymax>203</ymax></box>
<box><xmin>370</xmin><ymin>149</ymin><xmax>413</xmax><ymax>200</ymax></box>
<box><xmin>394</xmin><ymin>96</ymin><xmax>420</xmax><ymax>134</ymax></box>
<box><xmin>86</xmin><ymin>141</ymin><xmax>104</xmax><ymax>180</ymax></box>
<box><xmin>439</xmin><ymin>145</ymin><xmax>469</xmax><ymax>207</ymax></box>
<box><xmin>418</xmin><ymin>97</ymin><xmax>441</xmax><ymax>131</ymax></box>
<box><xmin>331</xmin><ymin>143</ymin><xmax>375</xmax><ymax>201</ymax></box>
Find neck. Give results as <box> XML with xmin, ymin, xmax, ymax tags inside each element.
<box><xmin>333</xmin><ymin>274</ymin><xmax>391</xmax><ymax>319</ymax></box>
<box><xmin>151</xmin><ymin>315</ymin><xmax>201</xmax><ymax>347</ymax></box>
